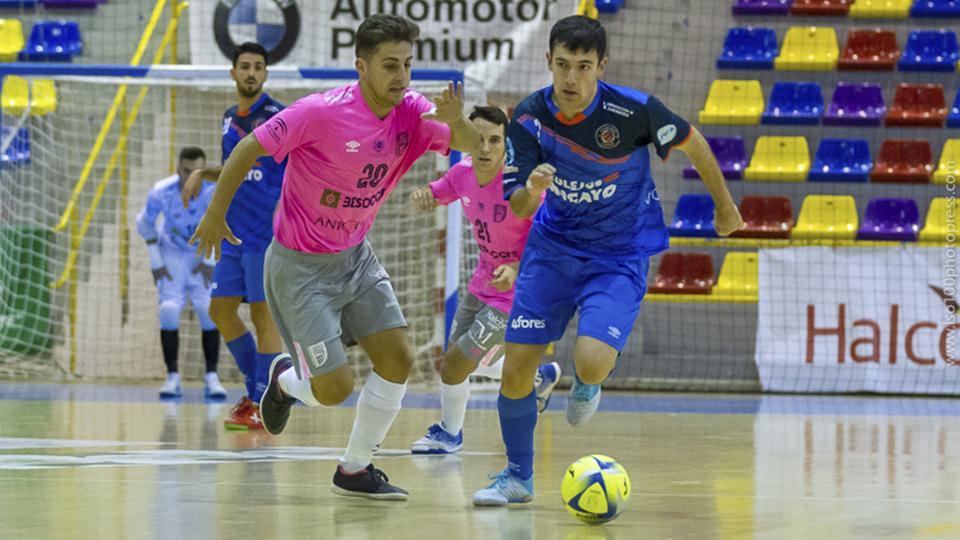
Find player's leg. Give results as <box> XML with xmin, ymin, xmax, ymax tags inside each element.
<box><xmin>157</xmin><ymin>248</ymin><xmax>188</xmax><ymax>398</ymax></box>
<box><xmin>187</xmin><ymin>268</ymin><xmax>226</xmax><ymax>399</ymax></box>
<box><xmin>242</xmin><ymin>249</ymin><xmax>283</xmax><ymax>405</ymax></box>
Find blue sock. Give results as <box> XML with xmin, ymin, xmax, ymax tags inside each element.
<box><xmin>253</xmin><ymin>352</ymin><xmax>279</xmax><ymax>403</ymax></box>
<box><xmin>498</xmin><ymin>390</ymin><xmax>538</xmax><ymax>481</ymax></box>
<box><xmin>225</xmin><ymin>332</ymin><xmax>257</xmax><ymax>398</ymax></box>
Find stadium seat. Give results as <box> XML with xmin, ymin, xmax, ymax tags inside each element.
<box><xmin>41</xmin><ymin>0</ymin><xmax>99</xmax><ymax>7</ymax></box>
<box><xmin>683</xmin><ymin>136</ymin><xmax>747</xmax><ymax>180</ymax></box>
<box><xmin>732</xmin><ymin>0</ymin><xmax>793</xmax><ymax>15</ymax></box>
<box><xmin>0</xmin><ymin>1</ymin><xmax>38</xmax><ymax>6</ymax></box>
<box><xmin>669</xmin><ymin>194</ymin><xmax>717</xmax><ymax>238</ymax></box>
<box><xmin>30</xmin><ymin>79</ymin><xmax>58</xmax><ymax>116</ymax></box>
<box><xmin>698</xmin><ymin>80</ymin><xmax>764</xmax><ymax>125</ymax></box>
<box><xmin>898</xmin><ymin>30</ymin><xmax>958</xmax><ymax>72</ymax></box>
<box><xmin>857</xmin><ymin>198</ymin><xmax>920</xmax><ymax>241</ymax></box>
<box><xmin>731</xmin><ymin>195</ymin><xmax>794</xmax><ymax>239</ymax></box>
<box><xmin>18</xmin><ymin>20</ymin><xmax>83</xmax><ymax>62</ymax></box>
<box><xmin>950</xmin><ymin>88</ymin><xmax>960</xmax><ymax>127</ymax></box>
<box><xmin>1</xmin><ymin>76</ymin><xmax>29</xmax><ymax>116</ymax></box>
<box><xmin>744</xmin><ymin>136</ymin><xmax>810</xmax><ymax>181</ymax></box>
<box><xmin>716</xmin><ymin>27</ymin><xmax>778</xmax><ymax>70</ymax></box>
<box><xmin>870</xmin><ymin>139</ymin><xmax>933</xmax><ymax>183</ymax></box>
<box><xmin>649</xmin><ymin>253</ymin><xmax>715</xmax><ymax>294</ymax></box>
<box><xmin>910</xmin><ymin>0</ymin><xmax>960</xmax><ymax>17</ymax></box>
<box><xmin>775</xmin><ymin>26</ymin><xmax>839</xmax><ymax>71</ymax></box>
<box><xmin>712</xmin><ymin>252</ymin><xmax>758</xmax><ymax>300</ymax></box>
<box><xmin>823</xmin><ymin>82</ymin><xmax>886</xmax><ymax>126</ymax></box>
<box><xmin>0</xmin><ymin>19</ymin><xmax>25</xmax><ymax>62</ymax></box>
<box><xmin>838</xmin><ymin>29</ymin><xmax>899</xmax><ymax>71</ymax></box>
<box><xmin>761</xmin><ymin>81</ymin><xmax>823</xmax><ymax>125</ymax></box>
<box><xmin>792</xmin><ymin>195</ymin><xmax>859</xmax><ymax>240</ymax></box>
<box><xmin>790</xmin><ymin>0</ymin><xmax>853</xmax><ymax>15</ymax></box>
<box><xmin>808</xmin><ymin>139</ymin><xmax>872</xmax><ymax>182</ymax></box>
<box><xmin>1</xmin><ymin>77</ymin><xmax>58</xmax><ymax>116</ymax></box>
<box><xmin>0</xmin><ymin>127</ymin><xmax>31</xmax><ymax>168</ymax></box>
<box><xmin>919</xmin><ymin>197</ymin><xmax>952</xmax><ymax>242</ymax></box>
<box><xmin>849</xmin><ymin>0</ymin><xmax>911</xmax><ymax>18</ymax></box>
<box><xmin>932</xmin><ymin>139</ymin><xmax>960</xmax><ymax>184</ymax></box>
<box><xmin>885</xmin><ymin>83</ymin><xmax>947</xmax><ymax>127</ymax></box>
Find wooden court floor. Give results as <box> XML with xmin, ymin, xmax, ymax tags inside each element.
<box><xmin>0</xmin><ymin>382</ymin><xmax>959</xmax><ymax>539</ymax></box>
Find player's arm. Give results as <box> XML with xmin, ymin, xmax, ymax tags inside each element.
<box><xmin>422</xmin><ymin>82</ymin><xmax>480</xmax><ymax>153</ymax></box>
<box><xmin>509</xmin><ymin>164</ymin><xmax>553</xmax><ymax>219</ymax></box>
<box><xmin>181</xmin><ymin>165</ymin><xmax>222</xmax><ymax>208</ymax></box>
<box><xmin>676</xmin><ymin>127</ymin><xmax>742</xmax><ymax>236</ymax></box>
<box><xmin>190</xmin><ymin>134</ymin><xmax>269</xmax><ymax>260</ymax></box>
<box><xmin>135</xmin><ymin>191</ymin><xmax>171</xmax><ymax>284</ymax></box>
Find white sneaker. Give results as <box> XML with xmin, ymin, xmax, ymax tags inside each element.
<box><xmin>159</xmin><ymin>372</ymin><xmax>182</xmax><ymax>398</ymax></box>
<box><xmin>410</xmin><ymin>423</ymin><xmax>463</xmax><ymax>454</ymax></box>
<box><xmin>565</xmin><ymin>375</ymin><xmax>601</xmax><ymax>426</ymax></box>
<box><xmin>535</xmin><ymin>362</ymin><xmax>561</xmax><ymax>413</ymax></box>
<box><xmin>204</xmin><ymin>372</ymin><xmax>227</xmax><ymax>399</ymax></box>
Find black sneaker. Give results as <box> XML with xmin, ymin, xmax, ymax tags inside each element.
<box><xmin>259</xmin><ymin>355</ymin><xmax>296</xmax><ymax>435</ymax></box>
<box><xmin>331</xmin><ymin>464</ymin><xmax>409</xmax><ymax>501</ymax></box>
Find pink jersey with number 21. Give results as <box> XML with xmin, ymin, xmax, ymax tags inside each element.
<box><xmin>253</xmin><ymin>82</ymin><xmax>451</xmax><ymax>253</ymax></box>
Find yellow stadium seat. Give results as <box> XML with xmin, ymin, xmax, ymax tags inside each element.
<box><xmin>1</xmin><ymin>76</ymin><xmax>29</xmax><ymax>116</ymax></box>
<box><xmin>775</xmin><ymin>27</ymin><xmax>839</xmax><ymax>71</ymax></box>
<box><xmin>744</xmin><ymin>136</ymin><xmax>810</xmax><ymax>182</ymax></box>
<box><xmin>30</xmin><ymin>79</ymin><xmax>58</xmax><ymax>116</ymax></box>
<box><xmin>712</xmin><ymin>252</ymin><xmax>758</xmax><ymax>300</ymax></box>
<box><xmin>919</xmin><ymin>198</ymin><xmax>953</xmax><ymax>242</ymax></box>
<box><xmin>933</xmin><ymin>139</ymin><xmax>960</xmax><ymax>185</ymax></box>
<box><xmin>792</xmin><ymin>195</ymin><xmax>858</xmax><ymax>240</ymax></box>
<box><xmin>698</xmin><ymin>80</ymin><xmax>764</xmax><ymax>125</ymax></box>
<box><xmin>0</xmin><ymin>19</ymin><xmax>24</xmax><ymax>62</ymax></box>
<box><xmin>849</xmin><ymin>0</ymin><xmax>911</xmax><ymax>18</ymax></box>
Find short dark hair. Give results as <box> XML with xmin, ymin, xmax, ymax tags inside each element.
<box><xmin>232</xmin><ymin>42</ymin><xmax>268</xmax><ymax>67</ymax></box>
<box><xmin>178</xmin><ymin>146</ymin><xmax>206</xmax><ymax>164</ymax></box>
<box><xmin>468</xmin><ymin>106</ymin><xmax>508</xmax><ymax>135</ymax></box>
<box><xmin>356</xmin><ymin>14</ymin><xmax>420</xmax><ymax>59</ymax></box>
<box><xmin>549</xmin><ymin>15</ymin><xmax>606</xmax><ymax>60</ymax></box>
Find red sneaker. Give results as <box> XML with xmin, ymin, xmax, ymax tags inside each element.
<box><xmin>224</xmin><ymin>397</ymin><xmax>264</xmax><ymax>431</ymax></box>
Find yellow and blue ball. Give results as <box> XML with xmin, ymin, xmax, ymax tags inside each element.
<box><xmin>560</xmin><ymin>454</ymin><xmax>631</xmax><ymax>524</ymax></box>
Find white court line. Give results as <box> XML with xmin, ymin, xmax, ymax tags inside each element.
<box><xmin>0</xmin><ymin>437</ymin><xmax>168</xmax><ymax>450</ymax></box>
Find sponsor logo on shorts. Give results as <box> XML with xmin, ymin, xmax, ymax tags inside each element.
<box><xmin>608</xmin><ymin>326</ymin><xmax>622</xmax><ymax>339</ymax></box>
<box><xmin>511</xmin><ymin>315</ymin><xmax>546</xmax><ymax>330</ymax></box>
<box><xmin>657</xmin><ymin>124</ymin><xmax>677</xmax><ymax>146</ymax></box>
<box><xmin>371</xmin><ymin>266</ymin><xmax>390</xmax><ymax>281</ymax></box>
<box><xmin>308</xmin><ymin>341</ymin><xmax>328</xmax><ymax>368</ymax></box>
<box><xmin>320</xmin><ymin>189</ymin><xmax>342</xmax><ymax>208</ymax></box>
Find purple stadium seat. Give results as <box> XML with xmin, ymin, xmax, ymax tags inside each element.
<box><xmin>823</xmin><ymin>83</ymin><xmax>885</xmax><ymax>127</ymax></box>
<box><xmin>683</xmin><ymin>136</ymin><xmax>747</xmax><ymax>180</ymax></box>
<box><xmin>732</xmin><ymin>0</ymin><xmax>793</xmax><ymax>15</ymax></box>
<box><xmin>41</xmin><ymin>0</ymin><xmax>98</xmax><ymax>7</ymax></box>
<box><xmin>857</xmin><ymin>198</ymin><xmax>919</xmax><ymax>241</ymax></box>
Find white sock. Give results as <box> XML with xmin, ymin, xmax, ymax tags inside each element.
<box><xmin>278</xmin><ymin>367</ymin><xmax>321</xmax><ymax>407</ymax></box>
<box><xmin>340</xmin><ymin>372</ymin><xmax>406</xmax><ymax>473</ymax></box>
<box><xmin>439</xmin><ymin>380</ymin><xmax>470</xmax><ymax>435</ymax></box>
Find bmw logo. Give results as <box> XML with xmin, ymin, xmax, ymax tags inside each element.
<box><xmin>213</xmin><ymin>0</ymin><xmax>301</xmax><ymax>64</ymax></box>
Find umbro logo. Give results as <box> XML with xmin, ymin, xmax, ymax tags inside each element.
<box><xmin>346</xmin><ymin>140</ymin><xmax>361</xmax><ymax>153</ymax></box>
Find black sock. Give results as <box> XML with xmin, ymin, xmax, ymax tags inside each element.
<box><xmin>160</xmin><ymin>329</ymin><xmax>179</xmax><ymax>374</ymax></box>
<box><xmin>202</xmin><ymin>329</ymin><xmax>221</xmax><ymax>374</ymax></box>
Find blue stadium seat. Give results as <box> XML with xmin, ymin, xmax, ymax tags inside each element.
<box><xmin>0</xmin><ymin>127</ymin><xmax>31</xmax><ymax>168</ymax></box>
<box><xmin>897</xmin><ymin>30</ymin><xmax>958</xmax><ymax>72</ymax></box>
<box><xmin>18</xmin><ymin>20</ymin><xmax>82</xmax><ymax>62</ymax></box>
<box><xmin>716</xmin><ymin>27</ymin><xmax>778</xmax><ymax>70</ymax></box>
<box><xmin>949</xmin><ymin>88</ymin><xmax>960</xmax><ymax>127</ymax></box>
<box><xmin>669</xmin><ymin>194</ymin><xmax>717</xmax><ymax>238</ymax></box>
<box><xmin>761</xmin><ymin>82</ymin><xmax>823</xmax><ymax>125</ymax></box>
<box><xmin>910</xmin><ymin>1</ymin><xmax>960</xmax><ymax>17</ymax></box>
<box><xmin>808</xmin><ymin>139</ymin><xmax>872</xmax><ymax>182</ymax></box>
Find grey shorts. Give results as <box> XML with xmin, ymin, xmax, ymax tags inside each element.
<box><xmin>263</xmin><ymin>239</ymin><xmax>407</xmax><ymax>378</ymax></box>
<box><xmin>449</xmin><ymin>292</ymin><xmax>508</xmax><ymax>363</ymax></box>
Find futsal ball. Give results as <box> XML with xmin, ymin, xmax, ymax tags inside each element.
<box><xmin>561</xmin><ymin>454</ymin><xmax>630</xmax><ymax>524</ymax></box>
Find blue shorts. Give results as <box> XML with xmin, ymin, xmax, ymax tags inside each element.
<box><xmin>505</xmin><ymin>234</ymin><xmax>649</xmax><ymax>351</ymax></box>
<box><xmin>211</xmin><ymin>242</ymin><xmax>267</xmax><ymax>303</ymax></box>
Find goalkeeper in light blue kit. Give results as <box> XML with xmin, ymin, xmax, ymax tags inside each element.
<box><xmin>473</xmin><ymin>16</ymin><xmax>743</xmax><ymax>506</ymax></box>
<box><xmin>137</xmin><ymin>147</ymin><xmax>225</xmax><ymax>399</ymax></box>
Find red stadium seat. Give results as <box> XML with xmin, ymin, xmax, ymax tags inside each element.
<box><xmin>731</xmin><ymin>196</ymin><xmax>794</xmax><ymax>239</ymax></box>
<box><xmin>650</xmin><ymin>253</ymin><xmax>715</xmax><ymax>294</ymax></box>
<box><xmin>884</xmin><ymin>83</ymin><xmax>947</xmax><ymax>127</ymax></box>
<box><xmin>838</xmin><ymin>29</ymin><xmax>899</xmax><ymax>71</ymax></box>
<box><xmin>870</xmin><ymin>140</ymin><xmax>933</xmax><ymax>183</ymax></box>
<box><xmin>790</xmin><ymin>0</ymin><xmax>854</xmax><ymax>15</ymax></box>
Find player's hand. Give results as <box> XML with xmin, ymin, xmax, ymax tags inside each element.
<box><xmin>190</xmin><ymin>210</ymin><xmax>240</xmax><ymax>261</ymax></box>
<box><xmin>410</xmin><ymin>186</ymin><xmax>437</xmax><ymax>214</ymax></box>
<box><xmin>526</xmin><ymin>163</ymin><xmax>556</xmax><ymax>195</ymax></box>
<box><xmin>151</xmin><ymin>266</ymin><xmax>171</xmax><ymax>285</ymax></box>
<box><xmin>192</xmin><ymin>262</ymin><xmax>215</xmax><ymax>288</ymax></box>
<box><xmin>489</xmin><ymin>263</ymin><xmax>518</xmax><ymax>292</ymax></box>
<box><xmin>181</xmin><ymin>169</ymin><xmax>205</xmax><ymax>208</ymax></box>
<box><xmin>714</xmin><ymin>202</ymin><xmax>744</xmax><ymax>237</ymax></box>
<box><xmin>422</xmin><ymin>81</ymin><xmax>465</xmax><ymax>125</ymax></box>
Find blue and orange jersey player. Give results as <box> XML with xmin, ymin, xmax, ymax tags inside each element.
<box><xmin>473</xmin><ymin>16</ymin><xmax>743</xmax><ymax>506</ymax></box>
<box><xmin>181</xmin><ymin>42</ymin><xmax>286</xmax><ymax>432</ymax></box>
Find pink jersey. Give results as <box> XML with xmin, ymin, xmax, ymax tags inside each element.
<box><xmin>430</xmin><ymin>157</ymin><xmax>536</xmax><ymax>313</ymax></box>
<box><xmin>253</xmin><ymin>82</ymin><xmax>451</xmax><ymax>253</ymax></box>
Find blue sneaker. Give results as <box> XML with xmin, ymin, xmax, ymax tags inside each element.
<box><xmin>472</xmin><ymin>468</ymin><xmax>534</xmax><ymax>506</ymax></box>
<box><xmin>565</xmin><ymin>375</ymin><xmax>601</xmax><ymax>426</ymax></box>
<box><xmin>534</xmin><ymin>362</ymin><xmax>561</xmax><ymax>413</ymax></box>
<box><xmin>410</xmin><ymin>423</ymin><xmax>463</xmax><ymax>454</ymax></box>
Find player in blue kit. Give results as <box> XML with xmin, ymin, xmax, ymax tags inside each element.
<box><xmin>473</xmin><ymin>16</ymin><xmax>743</xmax><ymax>506</ymax></box>
<box><xmin>181</xmin><ymin>42</ymin><xmax>285</xmax><ymax>431</ymax></box>
<box><xmin>137</xmin><ymin>147</ymin><xmax>225</xmax><ymax>399</ymax></box>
